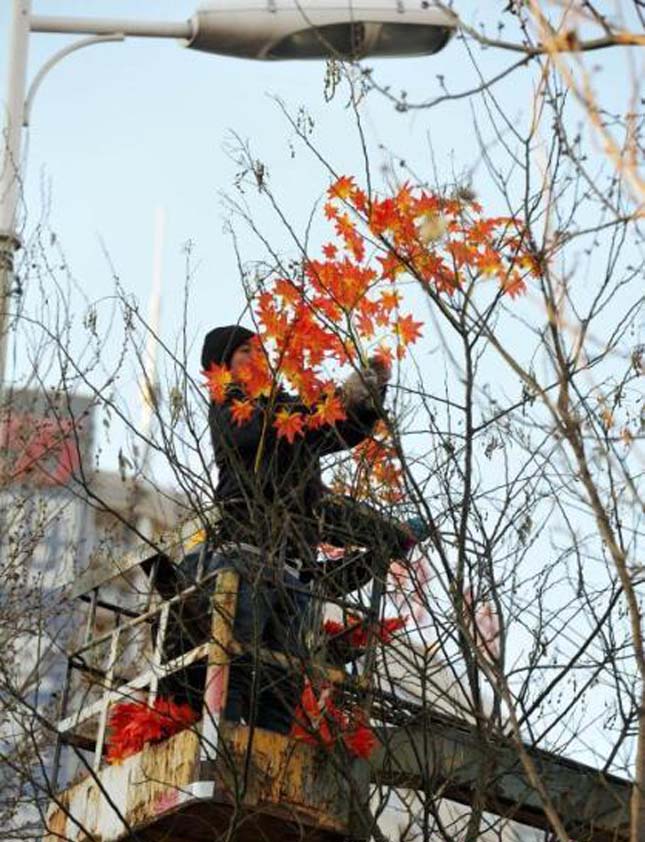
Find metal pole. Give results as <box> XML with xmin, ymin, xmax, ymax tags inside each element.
<box><xmin>30</xmin><ymin>16</ymin><xmax>193</xmax><ymax>40</ymax></box>
<box><xmin>0</xmin><ymin>0</ymin><xmax>31</xmax><ymax>393</ymax></box>
<box><xmin>0</xmin><ymin>10</ymin><xmax>191</xmax><ymax>393</ymax></box>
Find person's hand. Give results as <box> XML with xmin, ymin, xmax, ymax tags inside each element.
<box><xmin>367</xmin><ymin>355</ymin><xmax>391</xmax><ymax>388</ymax></box>
<box><xmin>342</xmin><ymin>358</ymin><xmax>389</xmax><ymax>409</ymax></box>
<box><xmin>342</xmin><ymin>367</ymin><xmax>377</xmax><ymax>408</ymax></box>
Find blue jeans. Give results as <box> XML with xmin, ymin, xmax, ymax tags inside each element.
<box><xmin>176</xmin><ymin>548</ymin><xmax>312</xmax><ymax>735</ymax></box>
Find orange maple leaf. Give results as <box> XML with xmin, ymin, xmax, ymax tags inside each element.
<box><xmin>335</xmin><ymin>214</ymin><xmax>366</xmax><ymax>263</ymax></box>
<box><xmin>369</xmin><ymin>198</ymin><xmax>398</xmax><ymax>236</ymax></box>
<box><xmin>309</xmin><ymin>392</ymin><xmax>346</xmax><ymax>429</ymax></box>
<box><xmin>237</xmin><ymin>351</ymin><xmax>273</xmax><ymax>400</ymax></box>
<box><xmin>356</xmin><ymin>310</ymin><xmax>375</xmax><ymax>338</ymax></box>
<box><xmin>322</xmin><ymin>243</ymin><xmax>338</xmax><ymax>259</ymax></box>
<box><xmin>413</xmin><ymin>191</ymin><xmax>442</xmax><ymax>216</ymax></box>
<box><xmin>274</xmin><ymin>409</ymin><xmax>305</xmax><ymax>444</ymax></box>
<box><xmin>328</xmin><ymin>175</ymin><xmax>356</xmax><ymax>201</ymax></box>
<box><xmin>373</xmin><ymin>344</ymin><xmax>394</xmax><ymax>368</ymax></box>
<box><xmin>376</xmin><ymin>251</ymin><xmax>406</xmax><ymax>281</ymax></box>
<box><xmin>395</xmin><ymin>314</ymin><xmax>423</xmax><ymax>347</ymax></box>
<box><xmin>257</xmin><ymin>291</ymin><xmax>288</xmax><ymax>338</ymax></box>
<box><xmin>446</xmin><ymin>240</ymin><xmax>477</xmax><ymax>268</ymax></box>
<box><xmin>273</xmin><ymin>278</ymin><xmax>301</xmax><ymax>305</ymax></box>
<box><xmin>204</xmin><ymin>363</ymin><xmax>232</xmax><ymax>404</ymax></box>
<box><xmin>500</xmin><ymin>273</ymin><xmax>527</xmax><ymax>299</ymax></box>
<box><xmin>353</xmin><ymin>188</ymin><xmax>368</xmax><ymax>213</ymax></box>
<box><xmin>477</xmin><ymin>248</ymin><xmax>502</xmax><ymax>276</ymax></box>
<box><xmin>465</xmin><ymin>217</ymin><xmax>499</xmax><ymax>245</ymax></box>
<box><xmin>379</xmin><ymin>289</ymin><xmax>402</xmax><ymax>311</ymax></box>
<box><xmin>395</xmin><ymin>182</ymin><xmax>414</xmax><ymax>213</ymax></box>
<box><xmin>230</xmin><ymin>399</ymin><xmax>254</xmax><ymax>427</ymax></box>
<box><xmin>289</xmin><ymin>368</ymin><xmax>323</xmax><ymax>406</ymax></box>
<box><xmin>324</xmin><ymin>201</ymin><xmax>338</xmax><ymax>220</ymax></box>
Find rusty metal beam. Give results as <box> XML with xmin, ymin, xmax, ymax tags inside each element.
<box><xmin>371</xmin><ymin>715</ymin><xmax>631</xmax><ymax>841</ymax></box>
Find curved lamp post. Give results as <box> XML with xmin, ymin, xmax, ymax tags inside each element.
<box><xmin>0</xmin><ymin>0</ymin><xmax>457</xmax><ymax>387</ymax></box>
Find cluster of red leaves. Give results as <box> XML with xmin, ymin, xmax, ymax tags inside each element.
<box><xmin>105</xmin><ymin>697</ymin><xmax>199</xmax><ymax>764</ymax></box>
<box><xmin>329</xmin><ymin>419</ymin><xmax>404</xmax><ymax>504</ymax></box>
<box><xmin>204</xmin><ymin>178</ymin><xmax>428</xmax><ymax>445</ymax></box>
<box><xmin>290</xmin><ymin>614</ymin><xmax>407</xmax><ymax>757</ymax></box>
<box><xmin>290</xmin><ymin>679</ymin><xmax>379</xmax><ymax>759</ymax></box>
<box><xmin>354</xmin><ymin>420</ymin><xmax>403</xmax><ymax>502</ymax></box>
<box><xmin>323</xmin><ymin>615</ymin><xmax>408</xmax><ymax>648</ymax></box>
<box><xmin>204</xmin><ymin>343</ymin><xmax>349</xmax><ymax>446</ymax></box>
<box><xmin>204</xmin><ymin>177</ymin><xmax>532</xmax><ymax>493</ymax></box>
<box><xmin>327</xmin><ymin>175</ymin><xmax>539</xmax><ymax>299</ymax></box>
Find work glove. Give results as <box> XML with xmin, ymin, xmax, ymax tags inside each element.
<box><xmin>342</xmin><ymin>356</ymin><xmax>391</xmax><ymax>409</ymax></box>
<box><xmin>368</xmin><ymin>356</ymin><xmax>391</xmax><ymax>389</ymax></box>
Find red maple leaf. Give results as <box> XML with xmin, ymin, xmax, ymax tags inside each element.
<box><xmin>274</xmin><ymin>409</ymin><xmax>305</xmax><ymax>443</ymax></box>
<box><xmin>230</xmin><ymin>399</ymin><xmax>254</xmax><ymax>427</ymax></box>
<box><xmin>378</xmin><ymin>616</ymin><xmax>408</xmax><ymax>643</ymax></box>
<box><xmin>343</xmin><ymin>724</ymin><xmax>379</xmax><ymax>759</ymax></box>
<box><xmin>290</xmin><ymin>679</ymin><xmax>336</xmax><ymax>749</ymax></box>
<box><xmin>204</xmin><ymin>363</ymin><xmax>232</xmax><ymax>404</ymax></box>
<box><xmin>308</xmin><ymin>392</ymin><xmax>346</xmax><ymax>429</ymax></box>
<box><xmin>322</xmin><ymin>242</ymin><xmax>338</xmax><ymax>259</ymax></box>
<box><xmin>323</xmin><ymin>620</ymin><xmax>346</xmax><ymax>637</ymax></box>
<box><xmin>328</xmin><ymin>175</ymin><xmax>356</xmax><ymax>200</ymax></box>
<box><xmin>106</xmin><ymin>698</ymin><xmax>199</xmax><ymax>764</ymax></box>
<box><xmin>323</xmin><ymin>615</ymin><xmax>407</xmax><ymax>647</ymax></box>
<box><xmin>395</xmin><ymin>314</ymin><xmax>423</xmax><ymax>347</ymax></box>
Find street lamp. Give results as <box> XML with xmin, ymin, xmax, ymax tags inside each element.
<box><xmin>0</xmin><ymin>0</ymin><xmax>457</xmax><ymax>386</ymax></box>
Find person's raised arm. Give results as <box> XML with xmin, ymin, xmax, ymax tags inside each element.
<box><xmin>302</xmin><ymin>358</ymin><xmax>391</xmax><ymax>455</ymax></box>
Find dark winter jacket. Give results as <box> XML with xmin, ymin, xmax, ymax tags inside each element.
<box><xmin>208</xmin><ymin>385</ymin><xmax>383</xmax><ymax>572</ymax></box>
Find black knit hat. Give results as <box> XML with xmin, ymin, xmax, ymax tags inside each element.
<box><xmin>201</xmin><ymin>325</ymin><xmax>256</xmax><ymax>370</ymax></box>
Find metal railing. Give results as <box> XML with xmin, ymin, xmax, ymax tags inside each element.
<box><xmin>50</xmin><ymin>538</ymin><xmax>388</xmax><ymax>790</ymax></box>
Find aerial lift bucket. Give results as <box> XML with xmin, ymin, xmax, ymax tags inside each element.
<box><xmin>43</xmin><ymin>510</ymin><xmax>387</xmax><ymax>842</ymax></box>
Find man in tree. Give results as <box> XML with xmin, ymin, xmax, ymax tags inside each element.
<box><xmin>194</xmin><ymin>324</ymin><xmax>391</xmax><ymax>734</ymax></box>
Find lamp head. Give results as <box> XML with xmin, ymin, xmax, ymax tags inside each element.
<box><xmin>187</xmin><ymin>0</ymin><xmax>457</xmax><ymax>60</ymax></box>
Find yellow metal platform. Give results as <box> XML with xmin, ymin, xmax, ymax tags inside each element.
<box><xmin>46</xmin><ymin>722</ymin><xmax>357</xmax><ymax>842</ymax></box>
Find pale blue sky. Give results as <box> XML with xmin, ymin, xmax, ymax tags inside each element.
<box><xmin>2</xmin><ymin>0</ymin><xmax>522</xmax><ymax>492</ymax></box>
<box><xmin>1</xmin><ymin>1</ymin><xmax>487</xmax><ymax>375</ymax></box>
<box><xmin>2</xmin><ymin>3</ymin><xmax>634</xmax><ymax>381</ymax></box>
<box><xmin>1</xmin><ymin>2</ymin><xmax>637</xmax><ymax>479</ymax></box>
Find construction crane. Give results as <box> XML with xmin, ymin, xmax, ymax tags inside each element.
<box><xmin>44</xmin><ymin>505</ymin><xmax>632</xmax><ymax>842</ymax></box>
